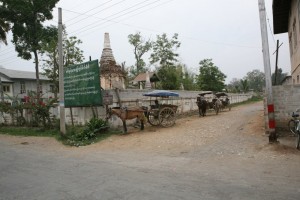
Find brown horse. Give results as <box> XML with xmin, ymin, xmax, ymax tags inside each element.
<box><xmin>106</xmin><ymin>106</ymin><xmax>146</xmax><ymax>133</ymax></box>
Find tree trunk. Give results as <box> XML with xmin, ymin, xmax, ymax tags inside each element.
<box><xmin>34</xmin><ymin>50</ymin><xmax>40</xmax><ymax>101</ymax></box>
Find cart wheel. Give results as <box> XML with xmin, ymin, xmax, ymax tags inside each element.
<box><xmin>147</xmin><ymin>110</ymin><xmax>161</xmax><ymax>126</ymax></box>
<box><xmin>159</xmin><ymin>107</ymin><xmax>176</xmax><ymax>127</ymax></box>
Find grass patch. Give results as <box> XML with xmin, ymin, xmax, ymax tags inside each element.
<box><xmin>0</xmin><ymin>124</ymin><xmax>123</xmax><ymax>147</ymax></box>
<box><xmin>0</xmin><ymin>126</ymin><xmax>59</xmax><ymax>137</ymax></box>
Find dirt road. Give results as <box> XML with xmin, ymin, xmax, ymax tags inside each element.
<box><xmin>0</xmin><ymin>101</ymin><xmax>300</xmax><ymax>200</ymax></box>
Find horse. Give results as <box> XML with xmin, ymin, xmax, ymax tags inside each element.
<box><xmin>220</xmin><ymin>97</ymin><xmax>231</xmax><ymax>111</ymax></box>
<box><xmin>196</xmin><ymin>96</ymin><xmax>208</xmax><ymax>117</ymax></box>
<box><xmin>106</xmin><ymin>106</ymin><xmax>146</xmax><ymax>133</ymax></box>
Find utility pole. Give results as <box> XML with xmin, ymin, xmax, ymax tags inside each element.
<box><xmin>58</xmin><ymin>8</ymin><xmax>66</xmax><ymax>134</ymax></box>
<box><xmin>273</xmin><ymin>40</ymin><xmax>283</xmax><ymax>85</ymax></box>
<box><xmin>258</xmin><ymin>0</ymin><xmax>277</xmax><ymax>142</ymax></box>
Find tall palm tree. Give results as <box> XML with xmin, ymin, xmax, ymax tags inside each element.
<box><xmin>0</xmin><ymin>18</ymin><xmax>10</xmax><ymax>45</ymax></box>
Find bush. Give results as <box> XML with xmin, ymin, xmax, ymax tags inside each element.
<box><xmin>62</xmin><ymin>118</ymin><xmax>109</xmax><ymax>147</ymax></box>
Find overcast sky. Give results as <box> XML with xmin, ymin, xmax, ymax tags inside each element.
<box><xmin>0</xmin><ymin>0</ymin><xmax>291</xmax><ymax>83</ymax></box>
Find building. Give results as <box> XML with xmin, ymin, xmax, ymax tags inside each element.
<box><xmin>99</xmin><ymin>33</ymin><xmax>126</xmax><ymax>90</ymax></box>
<box><xmin>0</xmin><ymin>67</ymin><xmax>54</xmax><ymax>101</ymax></box>
<box><xmin>273</xmin><ymin>0</ymin><xmax>300</xmax><ymax>84</ymax></box>
<box><xmin>131</xmin><ymin>72</ymin><xmax>160</xmax><ymax>89</ymax></box>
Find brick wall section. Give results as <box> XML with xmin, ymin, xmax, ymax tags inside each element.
<box><xmin>272</xmin><ymin>85</ymin><xmax>300</xmax><ymax>130</ymax></box>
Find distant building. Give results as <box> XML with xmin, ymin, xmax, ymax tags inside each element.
<box><xmin>273</xmin><ymin>0</ymin><xmax>300</xmax><ymax>84</ymax></box>
<box><xmin>99</xmin><ymin>33</ymin><xmax>126</xmax><ymax>90</ymax></box>
<box><xmin>0</xmin><ymin>67</ymin><xmax>54</xmax><ymax>100</ymax></box>
<box><xmin>131</xmin><ymin>72</ymin><xmax>160</xmax><ymax>89</ymax></box>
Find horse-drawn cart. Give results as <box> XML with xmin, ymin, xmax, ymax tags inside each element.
<box><xmin>215</xmin><ymin>92</ymin><xmax>231</xmax><ymax>111</ymax></box>
<box><xmin>196</xmin><ymin>91</ymin><xmax>222</xmax><ymax>116</ymax></box>
<box><xmin>143</xmin><ymin>90</ymin><xmax>179</xmax><ymax>127</ymax></box>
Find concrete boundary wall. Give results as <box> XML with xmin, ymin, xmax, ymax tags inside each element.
<box><xmin>0</xmin><ymin>89</ymin><xmax>252</xmax><ymax>127</ymax></box>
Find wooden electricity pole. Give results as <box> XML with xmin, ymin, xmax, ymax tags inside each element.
<box><xmin>273</xmin><ymin>40</ymin><xmax>283</xmax><ymax>85</ymax></box>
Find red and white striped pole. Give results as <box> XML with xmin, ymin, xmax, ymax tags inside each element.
<box><xmin>258</xmin><ymin>0</ymin><xmax>277</xmax><ymax>142</ymax></box>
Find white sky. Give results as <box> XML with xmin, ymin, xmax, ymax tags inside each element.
<box><xmin>0</xmin><ymin>0</ymin><xmax>291</xmax><ymax>84</ymax></box>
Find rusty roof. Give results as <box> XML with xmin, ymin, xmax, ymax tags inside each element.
<box><xmin>133</xmin><ymin>72</ymin><xmax>160</xmax><ymax>82</ymax></box>
<box><xmin>272</xmin><ymin>0</ymin><xmax>291</xmax><ymax>34</ymax></box>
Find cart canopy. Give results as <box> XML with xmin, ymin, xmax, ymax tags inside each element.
<box><xmin>143</xmin><ymin>90</ymin><xmax>179</xmax><ymax>97</ymax></box>
<box><xmin>215</xmin><ymin>92</ymin><xmax>228</xmax><ymax>98</ymax></box>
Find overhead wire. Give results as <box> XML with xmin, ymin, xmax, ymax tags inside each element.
<box><xmin>68</xmin><ymin>0</ymin><xmax>157</xmax><ymax>36</ymax></box>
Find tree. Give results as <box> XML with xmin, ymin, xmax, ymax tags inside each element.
<box><xmin>244</xmin><ymin>69</ymin><xmax>265</xmax><ymax>92</ymax></box>
<box><xmin>227</xmin><ymin>78</ymin><xmax>241</xmax><ymax>93</ymax></box>
<box><xmin>41</xmin><ymin>28</ymin><xmax>84</xmax><ymax>98</ymax></box>
<box><xmin>0</xmin><ymin>0</ymin><xmax>59</xmax><ymax>100</ymax></box>
<box><xmin>196</xmin><ymin>59</ymin><xmax>226</xmax><ymax>92</ymax></box>
<box><xmin>240</xmin><ymin>79</ymin><xmax>249</xmax><ymax>93</ymax></box>
<box><xmin>128</xmin><ymin>32</ymin><xmax>152</xmax><ymax>76</ymax></box>
<box><xmin>0</xmin><ymin>18</ymin><xmax>10</xmax><ymax>45</ymax></box>
<box><xmin>176</xmin><ymin>63</ymin><xmax>197</xmax><ymax>91</ymax></box>
<box><xmin>150</xmin><ymin>33</ymin><xmax>181</xmax><ymax>90</ymax></box>
<box><xmin>150</xmin><ymin>33</ymin><xmax>180</xmax><ymax>66</ymax></box>
<box><xmin>272</xmin><ymin>68</ymin><xmax>288</xmax><ymax>85</ymax></box>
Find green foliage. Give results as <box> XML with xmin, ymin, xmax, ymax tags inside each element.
<box><xmin>271</xmin><ymin>68</ymin><xmax>288</xmax><ymax>85</ymax></box>
<box><xmin>157</xmin><ymin>65</ymin><xmax>180</xmax><ymax>90</ymax></box>
<box><xmin>62</xmin><ymin>118</ymin><xmax>110</xmax><ymax>147</ymax></box>
<box><xmin>0</xmin><ymin>0</ymin><xmax>59</xmax><ymax>100</ymax></box>
<box><xmin>240</xmin><ymin>79</ymin><xmax>249</xmax><ymax>93</ymax></box>
<box><xmin>196</xmin><ymin>59</ymin><xmax>226</xmax><ymax>91</ymax></box>
<box><xmin>226</xmin><ymin>78</ymin><xmax>241</xmax><ymax>93</ymax></box>
<box><xmin>128</xmin><ymin>32</ymin><xmax>152</xmax><ymax>75</ymax></box>
<box><xmin>41</xmin><ymin>27</ymin><xmax>84</xmax><ymax>98</ymax></box>
<box><xmin>150</xmin><ymin>33</ymin><xmax>180</xmax><ymax>66</ymax></box>
<box><xmin>0</xmin><ymin>18</ymin><xmax>10</xmax><ymax>45</ymax></box>
<box><xmin>244</xmin><ymin>69</ymin><xmax>265</xmax><ymax>92</ymax></box>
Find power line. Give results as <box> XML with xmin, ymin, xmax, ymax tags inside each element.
<box><xmin>70</xmin><ymin>0</ymin><xmax>161</xmax><ymax>36</ymax></box>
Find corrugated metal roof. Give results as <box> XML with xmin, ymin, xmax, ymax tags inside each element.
<box><xmin>273</xmin><ymin>0</ymin><xmax>291</xmax><ymax>34</ymax></box>
<box><xmin>0</xmin><ymin>67</ymin><xmax>49</xmax><ymax>80</ymax></box>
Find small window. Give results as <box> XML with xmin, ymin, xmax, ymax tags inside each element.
<box><xmin>2</xmin><ymin>85</ymin><xmax>10</xmax><ymax>92</ymax></box>
<box><xmin>298</xmin><ymin>75</ymin><xmax>300</xmax><ymax>83</ymax></box>
<box><xmin>20</xmin><ymin>81</ymin><xmax>26</xmax><ymax>94</ymax></box>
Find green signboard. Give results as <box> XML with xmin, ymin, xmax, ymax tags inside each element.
<box><xmin>64</xmin><ymin>60</ymin><xmax>102</xmax><ymax>107</ymax></box>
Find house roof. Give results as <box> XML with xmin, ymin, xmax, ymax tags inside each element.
<box><xmin>272</xmin><ymin>0</ymin><xmax>291</xmax><ymax>34</ymax></box>
<box><xmin>133</xmin><ymin>72</ymin><xmax>160</xmax><ymax>83</ymax></box>
<box><xmin>0</xmin><ymin>67</ymin><xmax>49</xmax><ymax>80</ymax></box>
<box><xmin>0</xmin><ymin>76</ymin><xmax>13</xmax><ymax>83</ymax></box>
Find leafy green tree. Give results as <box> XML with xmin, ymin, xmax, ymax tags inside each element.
<box><xmin>176</xmin><ymin>64</ymin><xmax>197</xmax><ymax>90</ymax></box>
<box><xmin>150</xmin><ymin>33</ymin><xmax>181</xmax><ymax>90</ymax></box>
<box><xmin>272</xmin><ymin>68</ymin><xmax>288</xmax><ymax>85</ymax></box>
<box><xmin>196</xmin><ymin>59</ymin><xmax>226</xmax><ymax>91</ymax></box>
<box><xmin>240</xmin><ymin>79</ymin><xmax>249</xmax><ymax>93</ymax></box>
<box><xmin>244</xmin><ymin>69</ymin><xmax>265</xmax><ymax>92</ymax></box>
<box><xmin>41</xmin><ymin>28</ymin><xmax>84</xmax><ymax>98</ymax></box>
<box><xmin>156</xmin><ymin>65</ymin><xmax>180</xmax><ymax>90</ymax></box>
<box><xmin>226</xmin><ymin>78</ymin><xmax>241</xmax><ymax>93</ymax></box>
<box><xmin>150</xmin><ymin>33</ymin><xmax>180</xmax><ymax>66</ymax></box>
<box><xmin>128</xmin><ymin>32</ymin><xmax>152</xmax><ymax>76</ymax></box>
<box><xmin>0</xmin><ymin>0</ymin><xmax>59</xmax><ymax>100</ymax></box>
<box><xmin>0</xmin><ymin>18</ymin><xmax>10</xmax><ymax>45</ymax></box>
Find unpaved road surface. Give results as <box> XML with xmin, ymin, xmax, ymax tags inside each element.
<box><xmin>0</xmin><ymin>102</ymin><xmax>300</xmax><ymax>200</ymax></box>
